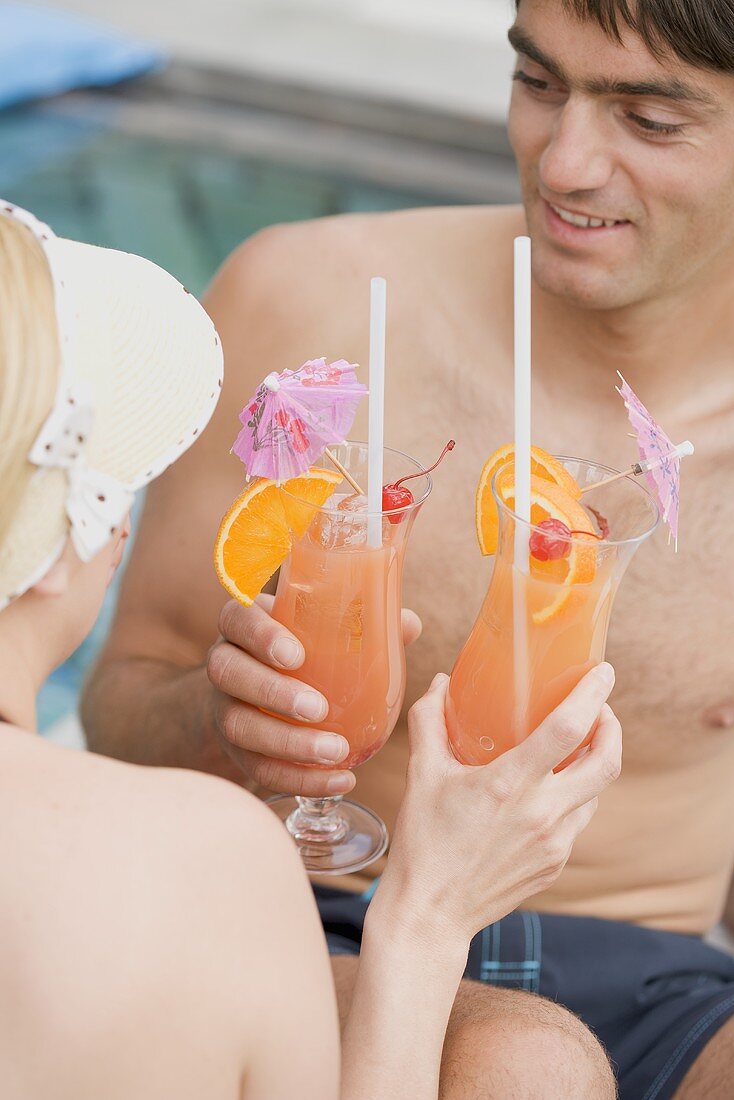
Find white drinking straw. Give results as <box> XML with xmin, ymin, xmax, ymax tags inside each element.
<box><xmin>513</xmin><ymin>237</ymin><xmax>532</xmax><ymax>738</ymax></box>
<box><xmin>367</xmin><ymin>277</ymin><xmax>387</xmax><ymax>547</ymax></box>
<box><xmin>514</xmin><ymin>237</ymin><xmax>532</xmax><ymax>539</ymax></box>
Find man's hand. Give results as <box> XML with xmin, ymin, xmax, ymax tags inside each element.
<box><xmin>207</xmin><ymin>596</ymin><xmax>422</xmax><ymax>797</ymax></box>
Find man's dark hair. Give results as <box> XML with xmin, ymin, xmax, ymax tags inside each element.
<box><xmin>517</xmin><ymin>1</ymin><xmax>734</xmax><ymax>74</ymax></box>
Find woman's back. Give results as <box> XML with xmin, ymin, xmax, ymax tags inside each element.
<box><xmin>0</xmin><ymin>725</ymin><xmax>339</xmax><ymax>1100</ymax></box>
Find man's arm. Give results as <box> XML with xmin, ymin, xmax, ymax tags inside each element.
<box><xmin>81</xmin><ymin>217</ymin><xmax>376</xmax><ymax>793</ymax></box>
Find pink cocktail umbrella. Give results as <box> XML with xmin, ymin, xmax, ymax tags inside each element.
<box><xmin>582</xmin><ymin>373</ymin><xmax>694</xmax><ymax>549</ymax></box>
<box><xmin>232</xmin><ymin>358</ymin><xmax>368</xmax><ymax>488</ymax></box>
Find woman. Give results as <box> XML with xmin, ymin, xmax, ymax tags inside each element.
<box><xmin>0</xmin><ymin>202</ymin><xmax>620</xmax><ymax>1098</ymax></box>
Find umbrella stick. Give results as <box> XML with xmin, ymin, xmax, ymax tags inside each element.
<box><xmin>581</xmin><ymin>441</ymin><xmax>694</xmax><ymax>496</ymax></box>
<box><xmin>580</xmin><ymin>465</ymin><xmax>640</xmax><ymax>494</ymax></box>
<box><xmin>324</xmin><ymin>447</ymin><xmax>365</xmax><ymax>495</ymax></box>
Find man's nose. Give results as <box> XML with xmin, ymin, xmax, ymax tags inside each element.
<box><xmin>539</xmin><ymin>99</ymin><xmax>614</xmax><ymax>197</ymax></box>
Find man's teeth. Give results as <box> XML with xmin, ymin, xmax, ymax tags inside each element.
<box><xmin>551</xmin><ymin>204</ymin><xmax>618</xmax><ymax>229</ymax></box>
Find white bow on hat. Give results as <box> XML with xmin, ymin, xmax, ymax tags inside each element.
<box><xmin>28</xmin><ymin>380</ymin><xmax>134</xmax><ymax>560</ymax></box>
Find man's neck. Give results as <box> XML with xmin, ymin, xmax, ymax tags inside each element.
<box><xmin>534</xmin><ymin>257</ymin><xmax>734</xmax><ymax>419</ymax></box>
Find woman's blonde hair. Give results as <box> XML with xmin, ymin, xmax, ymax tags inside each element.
<box><xmin>0</xmin><ymin>215</ymin><xmax>60</xmax><ymax>545</ymax></box>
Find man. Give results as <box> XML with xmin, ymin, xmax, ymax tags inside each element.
<box><xmin>83</xmin><ymin>1</ymin><xmax>734</xmax><ymax>1096</ymax></box>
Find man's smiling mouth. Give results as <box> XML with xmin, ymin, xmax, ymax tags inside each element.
<box><xmin>548</xmin><ymin>202</ymin><xmax>628</xmax><ymax>229</ymax></box>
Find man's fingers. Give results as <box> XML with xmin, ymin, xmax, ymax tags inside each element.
<box><xmin>513</xmin><ymin>664</ymin><xmax>616</xmax><ymax>778</ymax></box>
<box><xmin>220</xmin><ymin>742</ymin><xmax>355</xmax><ymax>797</ymax></box>
<box><xmin>218</xmin><ymin>598</ymin><xmax>304</xmax><ymax>671</ymax></box>
<box><xmin>401</xmin><ymin>608</ymin><xmax>423</xmax><ymax>648</ymax></box>
<box><xmin>207</xmin><ymin>640</ymin><xmax>328</xmax><ymax>724</ymax></box>
<box><xmin>554</xmin><ymin>704</ymin><xmax>623</xmax><ymax>809</ymax></box>
<box><xmin>407</xmin><ymin>674</ymin><xmax>454</xmax><ymax>766</ymax></box>
<box><xmin>214</xmin><ymin>696</ymin><xmax>349</xmax><ymax>765</ymax></box>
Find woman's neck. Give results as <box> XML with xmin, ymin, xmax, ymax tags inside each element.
<box><xmin>0</xmin><ymin>611</ymin><xmax>48</xmax><ymax>731</ymax></box>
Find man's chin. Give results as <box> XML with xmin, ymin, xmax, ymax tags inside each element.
<box><xmin>531</xmin><ymin>251</ymin><xmax>642</xmax><ymax>312</ymax></box>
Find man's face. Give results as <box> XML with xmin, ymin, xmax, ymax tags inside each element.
<box><xmin>507</xmin><ymin>0</ymin><xmax>734</xmax><ymax>310</ymax></box>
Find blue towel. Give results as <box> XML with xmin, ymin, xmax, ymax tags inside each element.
<box><xmin>0</xmin><ymin>2</ymin><xmax>166</xmax><ymax>111</ymax></box>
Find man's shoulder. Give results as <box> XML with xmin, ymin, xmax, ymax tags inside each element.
<box><xmin>218</xmin><ymin>204</ymin><xmax>524</xmax><ymax>301</ymax></box>
<box><xmin>252</xmin><ymin>202</ymin><xmax>521</xmax><ymax>248</ymax></box>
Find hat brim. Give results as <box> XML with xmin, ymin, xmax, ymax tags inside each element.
<box><xmin>48</xmin><ymin>236</ymin><xmax>223</xmax><ymax>490</ymax></box>
<box><xmin>0</xmin><ymin>231</ymin><xmax>223</xmax><ymax>607</ymax></box>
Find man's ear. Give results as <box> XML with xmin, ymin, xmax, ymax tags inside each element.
<box><xmin>31</xmin><ymin>558</ymin><xmax>70</xmax><ymax>597</ymax></box>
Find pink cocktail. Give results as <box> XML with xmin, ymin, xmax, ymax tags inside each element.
<box><xmin>447</xmin><ymin>457</ymin><xmax>660</xmax><ymax>766</ymax></box>
<box><xmin>268</xmin><ymin>441</ymin><xmax>431</xmax><ymax>875</ymax></box>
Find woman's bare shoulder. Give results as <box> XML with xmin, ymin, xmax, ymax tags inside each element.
<box><xmin>0</xmin><ymin>732</ymin><xmax>312</xmax><ymax>991</ymax></box>
<box><xmin>0</xmin><ymin>733</ymin><xmax>334</xmax><ymax>1094</ymax></box>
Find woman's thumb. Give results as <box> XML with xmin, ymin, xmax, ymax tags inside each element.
<box><xmin>407</xmin><ymin>673</ymin><xmax>452</xmax><ymax>762</ymax></box>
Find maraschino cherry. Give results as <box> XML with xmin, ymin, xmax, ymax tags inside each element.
<box><xmin>530</xmin><ymin>517</ymin><xmax>604</xmax><ymax>561</ymax></box>
<box><xmin>530</xmin><ymin>519</ymin><xmax>573</xmax><ymax>562</ymax></box>
<box><xmin>383</xmin><ymin>440</ymin><xmax>455</xmax><ymax>523</ymax></box>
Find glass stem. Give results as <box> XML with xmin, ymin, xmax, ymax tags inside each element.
<box><xmin>286</xmin><ymin>795</ymin><xmax>350</xmax><ymax>845</ymax></box>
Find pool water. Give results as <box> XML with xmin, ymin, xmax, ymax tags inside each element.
<box><xmin>0</xmin><ymin>96</ymin><xmax>444</xmax><ymax>731</ymax></box>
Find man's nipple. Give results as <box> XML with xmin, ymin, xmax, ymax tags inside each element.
<box><xmin>703</xmin><ymin>701</ymin><xmax>734</xmax><ymax>729</ymax></box>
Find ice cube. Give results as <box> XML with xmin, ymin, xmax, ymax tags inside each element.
<box><xmin>342</xmin><ymin>596</ymin><xmax>364</xmax><ymax>653</ymax></box>
<box><xmin>308</xmin><ymin>492</ymin><xmax>394</xmax><ymax>549</ymax></box>
<box><xmin>339</xmin><ymin>493</ymin><xmax>397</xmax><ymax>543</ymax></box>
<box><xmin>294</xmin><ymin>587</ymin><xmax>312</xmax><ymax>628</ymax></box>
<box><xmin>337</xmin><ymin>493</ymin><xmax>368</xmax><ymax>514</ymax></box>
<box><xmin>307</xmin><ymin>510</ymin><xmax>363</xmax><ymax>549</ymax></box>
<box><xmin>305</xmin><ymin>494</ymin><xmax>365</xmax><ymax>548</ymax></box>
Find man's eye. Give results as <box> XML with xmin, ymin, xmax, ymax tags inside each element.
<box><xmin>513</xmin><ymin>70</ymin><xmax>552</xmax><ymax>93</ymax></box>
<box><xmin>626</xmin><ymin>111</ymin><xmax>685</xmax><ymax>137</ymax></box>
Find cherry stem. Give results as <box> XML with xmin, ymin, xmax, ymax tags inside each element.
<box><xmin>391</xmin><ymin>440</ymin><xmax>456</xmax><ymax>489</ymax></box>
<box><xmin>569</xmin><ymin>529</ymin><xmax>603</xmax><ymax>541</ymax></box>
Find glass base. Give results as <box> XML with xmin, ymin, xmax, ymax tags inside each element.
<box><xmin>266</xmin><ymin>795</ymin><xmax>388</xmax><ymax>876</ymax></box>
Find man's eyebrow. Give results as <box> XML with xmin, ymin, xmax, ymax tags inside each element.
<box><xmin>507</xmin><ymin>25</ymin><xmax>719</xmax><ymax>109</ymax></box>
<box><xmin>586</xmin><ymin>76</ymin><xmax>718</xmax><ymax>107</ymax></box>
<box><xmin>508</xmin><ymin>26</ymin><xmax>569</xmax><ymax>84</ymax></box>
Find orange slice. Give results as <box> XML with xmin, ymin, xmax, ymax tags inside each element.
<box><xmin>476</xmin><ymin>444</ymin><xmax>582</xmax><ymax>556</ymax></box>
<box><xmin>214</xmin><ymin>467</ymin><xmax>341</xmax><ymax>606</ymax></box>
<box><xmin>495</xmin><ymin>470</ymin><xmax>598</xmax><ymax>624</ymax></box>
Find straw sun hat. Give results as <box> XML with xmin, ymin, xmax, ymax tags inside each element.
<box><xmin>0</xmin><ymin>201</ymin><xmax>223</xmax><ymax>608</ymax></box>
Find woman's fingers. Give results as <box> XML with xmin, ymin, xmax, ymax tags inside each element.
<box><xmin>562</xmin><ymin>797</ymin><xmax>600</xmax><ymax>844</ymax></box>
<box><xmin>407</xmin><ymin>674</ymin><xmax>454</xmax><ymax>767</ymax></box>
<box><xmin>554</xmin><ymin>704</ymin><xmax>623</xmax><ymax>810</ymax></box>
<box><xmin>512</xmin><ymin>664</ymin><xmax>616</xmax><ymax>779</ymax></box>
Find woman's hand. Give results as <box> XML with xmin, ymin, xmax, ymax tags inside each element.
<box><xmin>371</xmin><ymin>664</ymin><xmax>621</xmax><ymax>949</ymax></box>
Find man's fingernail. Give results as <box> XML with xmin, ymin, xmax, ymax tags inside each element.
<box><xmin>295</xmin><ymin>691</ymin><xmax>328</xmax><ymax>722</ymax></box>
<box><xmin>315</xmin><ymin>734</ymin><xmax>348</xmax><ymax>763</ymax></box>
<box><xmin>597</xmin><ymin>663</ymin><xmax>615</xmax><ymax>686</ymax></box>
<box><xmin>271</xmin><ymin>637</ymin><xmax>302</xmax><ymax>669</ymax></box>
<box><xmin>326</xmin><ymin>773</ymin><xmax>353</xmax><ymax>794</ymax></box>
